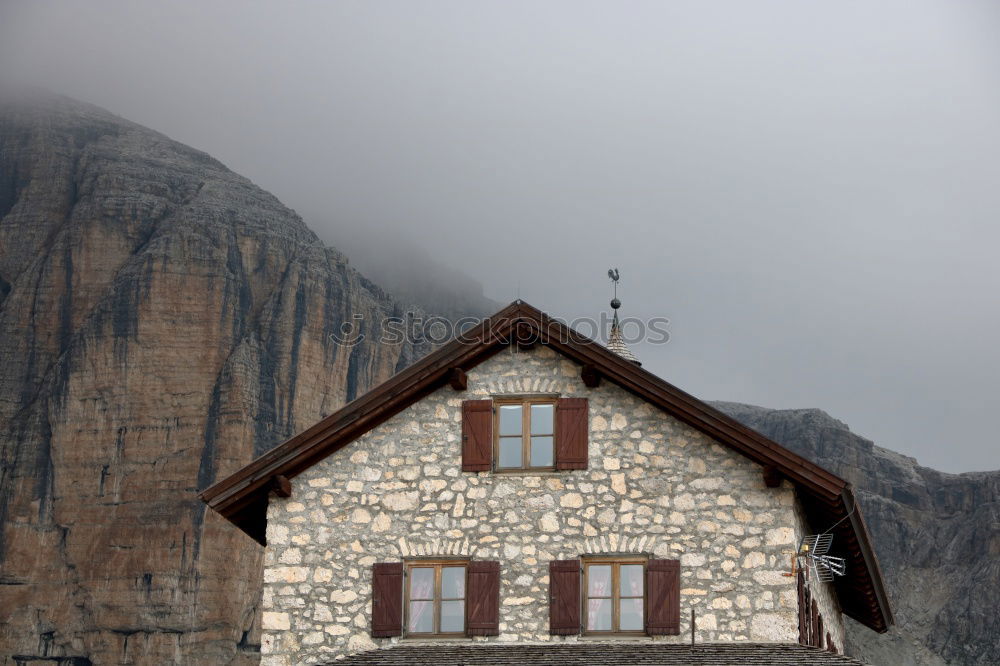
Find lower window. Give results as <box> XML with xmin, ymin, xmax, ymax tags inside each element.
<box><xmin>584</xmin><ymin>557</ymin><xmax>646</xmax><ymax>634</ymax></box>
<box><xmin>406</xmin><ymin>561</ymin><xmax>467</xmax><ymax>636</ymax></box>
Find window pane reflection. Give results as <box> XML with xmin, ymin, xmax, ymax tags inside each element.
<box><xmin>498</xmin><ymin>438</ymin><xmax>521</xmax><ymax>467</ymax></box>
<box><xmin>442</xmin><ymin>567</ymin><xmax>465</xmax><ymax>598</ymax></box>
<box><xmin>620</xmin><ymin>598</ymin><xmax>644</xmax><ymax>631</ymax></box>
<box><xmin>410</xmin><ymin>568</ymin><xmax>434</xmax><ymax>599</ymax></box>
<box><xmin>620</xmin><ymin>564</ymin><xmax>644</xmax><ymax>597</ymax></box>
<box><xmin>440</xmin><ymin>600</ymin><xmax>464</xmax><ymax>632</ymax></box>
<box><xmin>408</xmin><ymin>600</ymin><xmax>433</xmax><ymax>633</ymax></box>
<box><xmin>588</xmin><ymin>598</ymin><xmax>612</xmax><ymax>631</ymax></box>
<box><xmin>588</xmin><ymin>565</ymin><xmax>611</xmax><ymax>597</ymax></box>
<box><xmin>530</xmin><ymin>436</ymin><xmax>553</xmax><ymax>467</ymax></box>
<box><xmin>530</xmin><ymin>404</ymin><xmax>553</xmax><ymax>435</ymax></box>
<box><xmin>499</xmin><ymin>405</ymin><xmax>521</xmax><ymax>436</ymax></box>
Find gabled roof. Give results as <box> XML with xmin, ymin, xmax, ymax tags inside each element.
<box><xmin>199</xmin><ymin>301</ymin><xmax>892</xmax><ymax>633</ymax></box>
<box><xmin>328</xmin><ymin>643</ymin><xmax>869</xmax><ymax>665</ymax></box>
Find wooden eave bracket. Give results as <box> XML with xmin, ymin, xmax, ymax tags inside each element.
<box><xmin>271</xmin><ymin>474</ymin><xmax>292</xmax><ymax>498</ymax></box>
<box><xmin>581</xmin><ymin>364</ymin><xmax>601</xmax><ymax>388</ymax></box>
<box><xmin>762</xmin><ymin>465</ymin><xmax>783</xmax><ymax>488</ymax></box>
<box><xmin>449</xmin><ymin>367</ymin><xmax>468</xmax><ymax>391</ymax></box>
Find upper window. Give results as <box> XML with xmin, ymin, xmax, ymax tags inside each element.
<box><xmin>494</xmin><ymin>397</ymin><xmax>555</xmax><ymax>470</ymax></box>
<box><xmin>584</xmin><ymin>557</ymin><xmax>646</xmax><ymax>634</ymax></box>
<box><xmin>461</xmin><ymin>397</ymin><xmax>587</xmax><ymax>473</ymax></box>
<box><xmin>405</xmin><ymin>561</ymin><xmax>467</xmax><ymax>636</ymax></box>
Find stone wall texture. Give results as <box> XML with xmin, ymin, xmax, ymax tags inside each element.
<box><xmin>262</xmin><ymin>347</ymin><xmax>845</xmax><ymax>664</ymax></box>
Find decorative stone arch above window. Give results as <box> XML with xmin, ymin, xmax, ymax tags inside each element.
<box><xmin>395</xmin><ymin>537</ymin><xmax>480</xmax><ymax>560</ymax></box>
<box><xmin>475</xmin><ymin>375</ymin><xmax>566</xmax><ymax>396</ymax></box>
<box><xmin>582</xmin><ymin>533</ymin><xmax>659</xmax><ymax>556</ymax></box>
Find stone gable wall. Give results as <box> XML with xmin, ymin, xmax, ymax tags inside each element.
<box><xmin>261</xmin><ymin>347</ymin><xmax>846</xmax><ymax>665</ymax></box>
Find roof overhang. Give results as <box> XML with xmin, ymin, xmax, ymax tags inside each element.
<box><xmin>199</xmin><ymin>301</ymin><xmax>893</xmax><ymax>632</ymax></box>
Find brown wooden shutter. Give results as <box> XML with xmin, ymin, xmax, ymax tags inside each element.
<box><xmin>549</xmin><ymin>559</ymin><xmax>581</xmax><ymax>635</ymax></box>
<box><xmin>797</xmin><ymin>569</ymin><xmax>808</xmax><ymax>645</ymax></box>
<box><xmin>462</xmin><ymin>400</ymin><xmax>492</xmax><ymax>472</ymax></box>
<box><xmin>466</xmin><ymin>560</ymin><xmax>501</xmax><ymax>636</ymax></box>
<box><xmin>555</xmin><ymin>398</ymin><xmax>588</xmax><ymax>470</ymax></box>
<box><xmin>645</xmin><ymin>559</ymin><xmax>680</xmax><ymax>635</ymax></box>
<box><xmin>810</xmin><ymin>599</ymin><xmax>820</xmax><ymax>647</ymax></box>
<box><xmin>370</xmin><ymin>562</ymin><xmax>403</xmax><ymax>637</ymax></box>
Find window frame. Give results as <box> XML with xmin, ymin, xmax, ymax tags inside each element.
<box><xmin>582</xmin><ymin>556</ymin><xmax>648</xmax><ymax>636</ymax></box>
<box><xmin>403</xmin><ymin>559</ymin><xmax>469</xmax><ymax>638</ymax></box>
<box><xmin>492</xmin><ymin>396</ymin><xmax>557</xmax><ymax>472</ymax></box>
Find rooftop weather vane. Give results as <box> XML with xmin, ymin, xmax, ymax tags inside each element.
<box><xmin>608</xmin><ymin>268</ymin><xmax>621</xmax><ymax>310</ymax></box>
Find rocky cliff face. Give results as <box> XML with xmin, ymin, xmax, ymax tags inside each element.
<box><xmin>0</xmin><ymin>92</ymin><xmax>433</xmax><ymax>665</ymax></box>
<box><xmin>713</xmin><ymin>402</ymin><xmax>1000</xmax><ymax>666</ymax></box>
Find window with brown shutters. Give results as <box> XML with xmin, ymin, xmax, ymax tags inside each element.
<box><xmin>468</xmin><ymin>396</ymin><xmax>589</xmax><ymax>473</ymax></box>
<box><xmin>645</xmin><ymin>558</ymin><xmax>680</xmax><ymax>635</ymax></box>
<box><xmin>371</xmin><ymin>562</ymin><xmax>404</xmax><ymax>637</ymax></box>
<box><xmin>555</xmin><ymin>397</ymin><xmax>588</xmax><ymax>469</ymax></box>
<box><xmin>550</xmin><ymin>557</ymin><xmax>680</xmax><ymax>637</ymax></box>
<box><xmin>549</xmin><ymin>559</ymin><xmax>581</xmax><ymax>635</ymax></box>
<box><xmin>391</xmin><ymin>559</ymin><xmax>500</xmax><ymax>638</ymax></box>
<box><xmin>494</xmin><ymin>397</ymin><xmax>557</xmax><ymax>470</ymax></box>
<box><xmin>462</xmin><ymin>400</ymin><xmax>492</xmax><ymax>472</ymax></box>
<box><xmin>465</xmin><ymin>560</ymin><xmax>501</xmax><ymax>636</ymax></box>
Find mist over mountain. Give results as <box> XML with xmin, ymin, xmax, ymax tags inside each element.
<box><xmin>329</xmin><ymin>229</ymin><xmax>500</xmax><ymax>322</ymax></box>
<box><xmin>0</xmin><ymin>93</ymin><xmax>993</xmax><ymax>665</ymax></box>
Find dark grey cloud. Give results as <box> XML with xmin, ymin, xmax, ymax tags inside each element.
<box><xmin>3</xmin><ymin>1</ymin><xmax>999</xmax><ymax>471</ymax></box>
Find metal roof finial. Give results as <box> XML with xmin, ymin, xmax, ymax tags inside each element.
<box><xmin>606</xmin><ymin>268</ymin><xmax>640</xmax><ymax>365</ymax></box>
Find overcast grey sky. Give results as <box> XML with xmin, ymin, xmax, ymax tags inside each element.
<box><xmin>3</xmin><ymin>1</ymin><xmax>999</xmax><ymax>472</ymax></box>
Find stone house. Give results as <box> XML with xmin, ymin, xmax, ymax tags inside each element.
<box><xmin>201</xmin><ymin>301</ymin><xmax>892</xmax><ymax>665</ymax></box>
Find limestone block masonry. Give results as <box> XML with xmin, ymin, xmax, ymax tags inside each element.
<box><xmin>261</xmin><ymin>347</ymin><xmax>845</xmax><ymax>665</ymax></box>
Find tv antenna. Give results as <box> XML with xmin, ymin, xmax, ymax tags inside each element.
<box><xmin>783</xmin><ymin>534</ymin><xmax>847</xmax><ymax>583</ymax></box>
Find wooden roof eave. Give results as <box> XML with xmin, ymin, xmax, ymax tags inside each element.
<box><xmin>534</xmin><ymin>313</ymin><xmax>847</xmax><ymax>500</ymax></box>
<box><xmin>199</xmin><ymin>305</ymin><xmax>525</xmax><ymax>515</ymax></box>
<box><xmin>841</xmin><ymin>485</ymin><xmax>894</xmax><ymax>630</ymax></box>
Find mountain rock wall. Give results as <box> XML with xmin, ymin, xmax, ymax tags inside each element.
<box><xmin>0</xmin><ymin>93</ymin><xmax>430</xmax><ymax>665</ymax></box>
